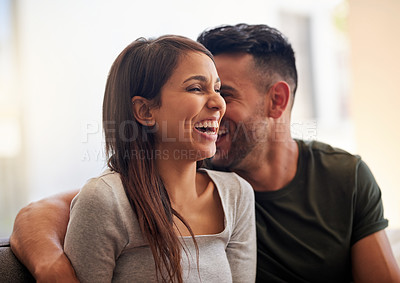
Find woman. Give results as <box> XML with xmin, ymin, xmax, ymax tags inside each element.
<box><xmin>64</xmin><ymin>35</ymin><xmax>256</xmax><ymax>282</ymax></box>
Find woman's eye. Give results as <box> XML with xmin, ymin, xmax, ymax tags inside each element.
<box><xmin>215</xmin><ymin>88</ymin><xmax>221</xmax><ymax>94</ymax></box>
<box><xmin>188</xmin><ymin>86</ymin><xmax>202</xmax><ymax>92</ymax></box>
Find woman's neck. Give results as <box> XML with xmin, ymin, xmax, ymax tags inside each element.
<box><xmin>156</xmin><ymin>157</ymin><xmax>199</xmax><ymax>206</ymax></box>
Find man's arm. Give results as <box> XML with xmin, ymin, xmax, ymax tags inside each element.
<box><xmin>352</xmin><ymin>229</ymin><xmax>400</xmax><ymax>282</ymax></box>
<box><xmin>10</xmin><ymin>190</ymin><xmax>80</xmax><ymax>283</ymax></box>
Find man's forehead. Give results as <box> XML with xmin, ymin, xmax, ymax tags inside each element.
<box><xmin>214</xmin><ymin>53</ymin><xmax>254</xmax><ymax>74</ymax></box>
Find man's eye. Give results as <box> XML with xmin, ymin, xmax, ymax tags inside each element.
<box><xmin>215</xmin><ymin>88</ymin><xmax>221</xmax><ymax>94</ymax></box>
<box><xmin>220</xmin><ymin>93</ymin><xmax>231</xmax><ymax>98</ymax></box>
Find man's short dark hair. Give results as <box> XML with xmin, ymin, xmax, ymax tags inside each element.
<box><xmin>197</xmin><ymin>23</ymin><xmax>298</xmax><ymax>96</ymax></box>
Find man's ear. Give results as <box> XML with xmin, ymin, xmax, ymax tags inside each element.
<box><xmin>131</xmin><ymin>96</ymin><xmax>156</xmax><ymax>126</ymax></box>
<box><xmin>267</xmin><ymin>81</ymin><xmax>290</xmax><ymax>119</ymax></box>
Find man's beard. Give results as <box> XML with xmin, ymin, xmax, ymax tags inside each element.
<box><xmin>212</xmin><ymin>117</ymin><xmax>268</xmax><ymax>171</ymax></box>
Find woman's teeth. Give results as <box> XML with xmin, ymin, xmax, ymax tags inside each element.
<box><xmin>194</xmin><ymin>120</ymin><xmax>219</xmax><ymax>134</ymax></box>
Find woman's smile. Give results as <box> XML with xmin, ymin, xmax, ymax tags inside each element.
<box><xmin>194</xmin><ymin>119</ymin><xmax>219</xmax><ymax>142</ymax></box>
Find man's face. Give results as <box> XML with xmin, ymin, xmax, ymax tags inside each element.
<box><xmin>211</xmin><ymin>53</ymin><xmax>268</xmax><ymax>170</ymax></box>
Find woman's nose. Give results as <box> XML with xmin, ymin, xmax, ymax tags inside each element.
<box><xmin>207</xmin><ymin>91</ymin><xmax>226</xmax><ymax>114</ymax></box>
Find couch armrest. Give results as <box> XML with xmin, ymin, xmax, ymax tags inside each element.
<box><xmin>0</xmin><ymin>237</ymin><xmax>35</xmax><ymax>282</ymax></box>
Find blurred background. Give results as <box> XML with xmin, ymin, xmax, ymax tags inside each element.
<box><xmin>0</xmin><ymin>0</ymin><xmax>399</xmax><ymax>255</ymax></box>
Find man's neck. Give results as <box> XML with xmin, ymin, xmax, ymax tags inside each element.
<box><xmin>234</xmin><ymin>139</ymin><xmax>299</xmax><ymax>192</ymax></box>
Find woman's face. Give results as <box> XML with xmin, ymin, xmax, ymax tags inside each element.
<box><xmin>152</xmin><ymin>51</ymin><xmax>226</xmax><ymax>161</ymax></box>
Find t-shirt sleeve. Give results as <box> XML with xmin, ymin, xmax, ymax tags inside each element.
<box><xmin>64</xmin><ymin>178</ymin><xmax>129</xmax><ymax>283</ymax></box>
<box><xmin>351</xmin><ymin>160</ymin><xmax>389</xmax><ymax>245</ymax></box>
<box><xmin>226</xmin><ymin>176</ymin><xmax>257</xmax><ymax>283</ymax></box>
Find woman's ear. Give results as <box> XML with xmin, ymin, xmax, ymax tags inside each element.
<box><xmin>131</xmin><ymin>96</ymin><xmax>156</xmax><ymax>126</ymax></box>
<box><xmin>268</xmin><ymin>81</ymin><xmax>290</xmax><ymax>119</ymax></box>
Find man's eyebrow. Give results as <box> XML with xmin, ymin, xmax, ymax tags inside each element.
<box><xmin>221</xmin><ymin>85</ymin><xmax>236</xmax><ymax>91</ymax></box>
<box><xmin>183</xmin><ymin>76</ymin><xmax>221</xmax><ymax>84</ymax></box>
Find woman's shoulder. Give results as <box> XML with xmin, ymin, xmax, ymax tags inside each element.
<box><xmin>84</xmin><ymin>168</ymin><xmax>122</xmax><ymax>189</ymax></box>
<box><xmin>73</xmin><ymin>169</ymin><xmax>128</xmax><ymax>210</ymax></box>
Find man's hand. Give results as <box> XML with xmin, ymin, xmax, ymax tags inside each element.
<box><xmin>10</xmin><ymin>190</ymin><xmax>80</xmax><ymax>282</ymax></box>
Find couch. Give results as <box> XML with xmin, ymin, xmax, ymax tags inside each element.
<box><xmin>0</xmin><ymin>238</ymin><xmax>34</xmax><ymax>282</ymax></box>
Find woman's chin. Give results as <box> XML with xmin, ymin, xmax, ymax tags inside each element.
<box><xmin>196</xmin><ymin>147</ymin><xmax>216</xmax><ymax>161</ymax></box>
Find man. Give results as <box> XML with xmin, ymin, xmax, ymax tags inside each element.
<box><xmin>10</xmin><ymin>24</ymin><xmax>400</xmax><ymax>282</ymax></box>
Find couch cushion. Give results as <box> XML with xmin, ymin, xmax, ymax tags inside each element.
<box><xmin>0</xmin><ymin>238</ymin><xmax>35</xmax><ymax>282</ymax></box>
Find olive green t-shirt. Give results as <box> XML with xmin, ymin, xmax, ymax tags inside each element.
<box><xmin>255</xmin><ymin>140</ymin><xmax>388</xmax><ymax>282</ymax></box>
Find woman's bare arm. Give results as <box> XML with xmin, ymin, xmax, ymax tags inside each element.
<box><xmin>10</xmin><ymin>190</ymin><xmax>80</xmax><ymax>283</ymax></box>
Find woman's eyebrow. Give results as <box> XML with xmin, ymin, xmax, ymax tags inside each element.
<box><xmin>183</xmin><ymin>76</ymin><xmax>220</xmax><ymax>84</ymax></box>
<box><xmin>183</xmin><ymin>75</ymin><xmax>208</xmax><ymax>83</ymax></box>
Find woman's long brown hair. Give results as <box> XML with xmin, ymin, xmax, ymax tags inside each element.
<box><xmin>102</xmin><ymin>35</ymin><xmax>214</xmax><ymax>282</ymax></box>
